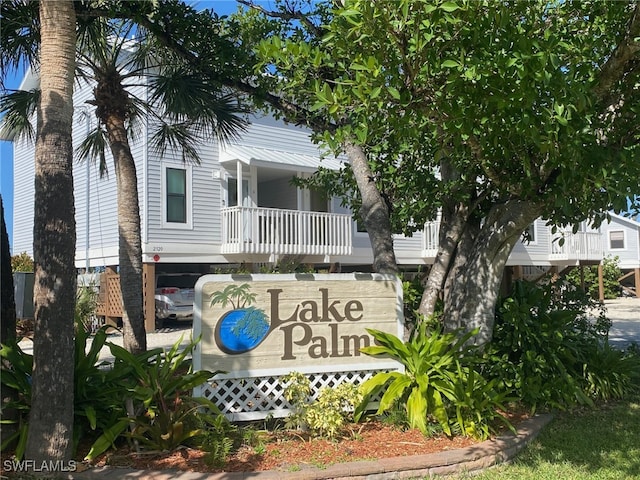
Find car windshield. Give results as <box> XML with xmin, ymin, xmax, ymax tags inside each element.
<box><xmin>157</xmin><ymin>275</ymin><xmax>199</xmax><ymax>289</ymax></box>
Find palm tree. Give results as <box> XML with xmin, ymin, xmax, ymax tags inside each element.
<box><xmin>1</xmin><ymin>14</ymin><xmax>247</xmax><ymax>353</ymax></box>
<box><xmin>24</xmin><ymin>0</ymin><xmax>77</xmax><ymax>464</ymax></box>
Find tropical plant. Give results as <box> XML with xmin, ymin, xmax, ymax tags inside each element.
<box><xmin>580</xmin><ymin>343</ymin><xmax>640</xmax><ymax>401</ymax></box>
<box><xmin>85</xmin><ymin>335</ymin><xmax>223</xmax><ymax>459</ymax></box>
<box><xmin>2</xmin><ymin>326</ymin><xmax>127</xmax><ymax>460</ymax></box>
<box><xmin>0</xmin><ymin>197</ymin><xmax>17</xmax><ymax>448</ymax></box>
<box><xmin>2</xmin><ymin>330</ymin><xmax>228</xmax><ymax>462</ymax></box>
<box><xmin>355</xmin><ymin>323</ymin><xmax>510</xmax><ymax>439</ymax></box>
<box><xmin>483</xmin><ymin>280</ymin><xmax>638</xmax><ymax>413</ymax></box>
<box><xmin>75</xmin><ymin>283</ymin><xmax>100</xmax><ymax>333</ymax></box>
<box><xmin>485</xmin><ymin>282</ymin><xmax>590</xmax><ymax>412</ymax></box>
<box><xmin>0</xmin><ymin>339</ymin><xmax>33</xmax><ymax>460</ymax></box>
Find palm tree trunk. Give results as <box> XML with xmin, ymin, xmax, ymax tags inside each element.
<box><xmin>105</xmin><ymin>114</ymin><xmax>147</xmax><ymax>354</ymax></box>
<box><xmin>25</xmin><ymin>0</ymin><xmax>76</xmax><ymax>463</ymax></box>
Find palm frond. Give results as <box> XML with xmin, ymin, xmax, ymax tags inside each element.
<box><xmin>149</xmin><ymin>123</ymin><xmax>202</xmax><ymax>165</ymax></box>
<box><xmin>0</xmin><ymin>0</ymin><xmax>40</xmax><ymax>86</ymax></box>
<box><xmin>148</xmin><ymin>70</ymin><xmax>248</xmax><ymax>143</ymax></box>
<box><xmin>0</xmin><ymin>89</ymin><xmax>39</xmax><ymax>143</ymax></box>
<box><xmin>75</xmin><ymin>126</ymin><xmax>110</xmax><ymax>178</ymax></box>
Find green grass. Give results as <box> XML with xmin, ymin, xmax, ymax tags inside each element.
<box><xmin>449</xmin><ymin>396</ymin><xmax>640</xmax><ymax>480</ymax></box>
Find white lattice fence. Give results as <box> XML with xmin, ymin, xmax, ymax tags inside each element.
<box><xmin>201</xmin><ymin>369</ymin><xmax>385</xmax><ymax>422</ymax></box>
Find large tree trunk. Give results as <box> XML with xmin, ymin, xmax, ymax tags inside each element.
<box><xmin>443</xmin><ymin>200</ymin><xmax>541</xmax><ymax>346</ymax></box>
<box><xmin>105</xmin><ymin>114</ymin><xmax>147</xmax><ymax>354</ymax></box>
<box><xmin>418</xmin><ymin>204</ymin><xmax>468</xmax><ymax>318</ymax></box>
<box><xmin>344</xmin><ymin>142</ymin><xmax>399</xmax><ymax>275</ymax></box>
<box><xmin>25</xmin><ymin>0</ymin><xmax>76</xmax><ymax>463</ymax></box>
<box><xmin>418</xmin><ymin>159</ymin><xmax>472</xmax><ymax>319</ymax></box>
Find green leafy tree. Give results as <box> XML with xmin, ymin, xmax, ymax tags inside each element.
<box><xmin>226</xmin><ymin>0</ymin><xmax>640</xmax><ymax>344</ymax></box>
<box><xmin>128</xmin><ymin>1</ymin><xmax>400</xmax><ymax>275</ymax></box>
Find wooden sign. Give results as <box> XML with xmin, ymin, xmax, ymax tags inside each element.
<box><xmin>193</xmin><ymin>273</ymin><xmax>404</xmax><ymax>377</ymax></box>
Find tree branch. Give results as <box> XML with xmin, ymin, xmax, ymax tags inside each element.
<box><xmin>237</xmin><ymin>0</ymin><xmax>325</xmax><ymax>38</ymax></box>
<box><xmin>592</xmin><ymin>2</ymin><xmax>640</xmax><ymax>106</ymax></box>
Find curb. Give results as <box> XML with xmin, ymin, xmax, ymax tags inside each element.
<box><xmin>71</xmin><ymin>414</ymin><xmax>553</xmax><ymax>480</ymax></box>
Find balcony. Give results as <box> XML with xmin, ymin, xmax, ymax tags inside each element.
<box><xmin>549</xmin><ymin>230</ymin><xmax>603</xmax><ymax>262</ymax></box>
<box><xmin>420</xmin><ymin>222</ymin><xmax>603</xmax><ymax>263</ymax></box>
<box><xmin>221</xmin><ymin>206</ymin><xmax>352</xmax><ymax>257</ymax></box>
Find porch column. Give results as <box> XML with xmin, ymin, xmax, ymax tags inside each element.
<box><xmin>236</xmin><ymin>161</ymin><xmax>243</xmax><ymax>205</ymax></box>
<box><xmin>249</xmin><ymin>165</ymin><xmax>258</xmax><ymax>208</ymax></box>
<box><xmin>635</xmin><ymin>268</ymin><xmax>640</xmax><ymax>298</ymax></box>
<box><xmin>598</xmin><ymin>263</ymin><xmax>605</xmax><ymax>302</ymax></box>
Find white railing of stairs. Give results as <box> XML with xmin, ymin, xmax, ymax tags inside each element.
<box><xmin>221</xmin><ymin>206</ymin><xmax>352</xmax><ymax>256</ymax></box>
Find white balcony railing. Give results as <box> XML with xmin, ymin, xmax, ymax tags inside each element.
<box><xmin>221</xmin><ymin>206</ymin><xmax>352</xmax><ymax>257</ymax></box>
<box><xmin>549</xmin><ymin>230</ymin><xmax>603</xmax><ymax>261</ymax></box>
<box><xmin>421</xmin><ymin>222</ymin><xmax>603</xmax><ymax>262</ymax></box>
<box><xmin>422</xmin><ymin>220</ymin><xmax>440</xmax><ymax>257</ymax></box>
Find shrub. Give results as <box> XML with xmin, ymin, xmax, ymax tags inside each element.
<box><xmin>86</xmin><ymin>336</ymin><xmax>223</xmax><ymax>458</ymax></box>
<box><xmin>564</xmin><ymin>256</ymin><xmax>622</xmax><ymax>299</ymax></box>
<box><xmin>1</xmin><ymin>332</ymin><xmax>231</xmax><ymax>462</ymax></box>
<box><xmin>10</xmin><ymin>252</ymin><xmax>33</xmax><ymax>272</ymax></box>
<box><xmin>355</xmin><ymin>323</ymin><xmax>512</xmax><ymax>439</ymax></box>
<box><xmin>485</xmin><ymin>280</ymin><xmax>640</xmax><ymax>413</ymax></box>
<box><xmin>75</xmin><ymin>283</ymin><xmax>100</xmax><ymax>333</ymax></box>
<box><xmin>281</xmin><ymin>371</ymin><xmax>362</xmax><ymax>438</ymax></box>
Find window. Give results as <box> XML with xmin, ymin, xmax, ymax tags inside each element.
<box><xmin>609</xmin><ymin>230</ymin><xmax>625</xmax><ymax>250</ymax></box>
<box><xmin>162</xmin><ymin>165</ymin><xmax>191</xmax><ymax>229</ymax></box>
<box><xmin>166</xmin><ymin>168</ymin><xmax>186</xmax><ymax>223</ymax></box>
<box><xmin>522</xmin><ymin>223</ymin><xmax>536</xmax><ymax>244</ymax></box>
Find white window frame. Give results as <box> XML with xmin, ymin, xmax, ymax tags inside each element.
<box><xmin>522</xmin><ymin>222</ymin><xmax>537</xmax><ymax>245</ymax></box>
<box><xmin>161</xmin><ymin>163</ymin><xmax>193</xmax><ymax>230</ymax></box>
<box><xmin>608</xmin><ymin>230</ymin><xmax>625</xmax><ymax>250</ymax></box>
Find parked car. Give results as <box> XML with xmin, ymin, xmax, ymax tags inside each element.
<box><xmin>154</xmin><ymin>274</ymin><xmax>201</xmax><ymax>326</ymax></box>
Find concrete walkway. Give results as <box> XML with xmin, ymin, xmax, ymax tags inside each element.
<box><xmin>603</xmin><ymin>297</ymin><xmax>640</xmax><ymax>349</ymax></box>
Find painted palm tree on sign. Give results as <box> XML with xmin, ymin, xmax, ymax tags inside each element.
<box><xmin>1</xmin><ymin>15</ymin><xmax>247</xmax><ymax>353</ymax></box>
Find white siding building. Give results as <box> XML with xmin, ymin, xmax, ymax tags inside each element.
<box><xmin>14</xmin><ymin>65</ymin><xmax>640</xmax><ymax>328</ymax></box>
<box><xmin>600</xmin><ymin>212</ymin><xmax>640</xmax><ymax>295</ymax></box>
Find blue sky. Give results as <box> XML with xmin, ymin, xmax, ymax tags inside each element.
<box><xmin>0</xmin><ymin>1</ymin><xmax>247</xmax><ymax>248</ymax></box>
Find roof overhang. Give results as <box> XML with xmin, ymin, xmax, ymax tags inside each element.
<box><xmin>219</xmin><ymin>145</ymin><xmax>344</xmax><ymax>174</ymax></box>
